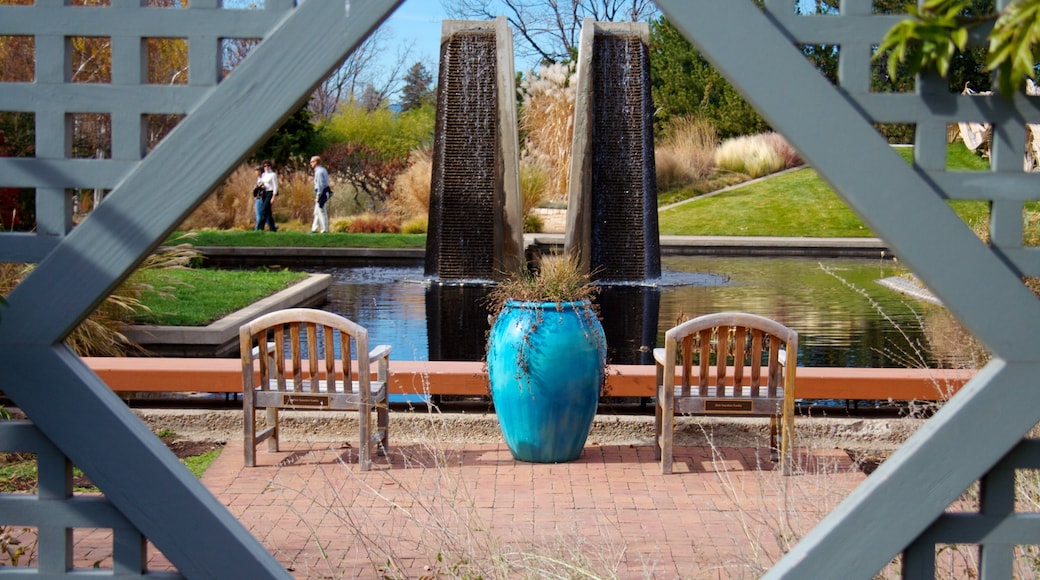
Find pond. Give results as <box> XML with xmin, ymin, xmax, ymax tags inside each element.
<box><xmin>320</xmin><ymin>255</ymin><xmax>977</xmax><ymax>369</ymax></box>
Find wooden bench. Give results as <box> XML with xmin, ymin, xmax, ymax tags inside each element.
<box><xmin>239</xmin><ymin>308</ymin><xmax>390</xmax><ymax>470</ymax></box>
<box><xmin>655</xmin><ymin>312</ymin><xmax>798</xmax><ymax>475</ymax></box>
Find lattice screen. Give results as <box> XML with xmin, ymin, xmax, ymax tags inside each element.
<box><xmin>761</xmin><ymin>0</ymin><xmax>1040</xmax><ymax>282</ymax></box>
<box><xmin>0</xmin><ymin>0</ymin><xmax>295</xmax><ymax>264</ymax></box>
<box><xmin>656</xmin><ymin>1</ymin><xmax>1040</xmax><ymax>577</ymax></box>
<box><xmin>0</xmin><ymin>1</ymin><xmax>374</xmax><ymax>577</ymax></box>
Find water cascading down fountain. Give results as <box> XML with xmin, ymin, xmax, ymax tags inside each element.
<box><xmin>424</xmin><ymin>17</ymin><xmax>524</xmax><ymax>282</ymax></box>
<box><xmin>565</xmin><ymin>19</ymin><xmax>661</xmax><ymax>282</ymax></box>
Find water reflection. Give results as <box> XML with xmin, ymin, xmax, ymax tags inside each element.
<box><xmin>320</xmin><ymin>256</ymin><xmax>973</xmax><ymax>368</ymax></box>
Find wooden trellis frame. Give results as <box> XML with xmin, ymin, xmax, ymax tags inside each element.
<box><xmin>2</xmin><ymin>0</ymin><xmax>1039</xmax><ymax>577</ymax></box>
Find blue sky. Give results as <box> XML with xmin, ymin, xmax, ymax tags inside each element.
<box><xmin>380</xmin><ymin>0</ymin><xmax>449</xmax><ymax>73</ymax></box>
<box><xmin>374</xmin><ymin>0</ymin><xmax>822</xmax><ymax>96</ymax></box>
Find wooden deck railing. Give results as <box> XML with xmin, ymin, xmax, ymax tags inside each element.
<box><xmin>84</xmin><ymin>357</ymin><xmax>974</xmax><ymax>401</ymax></box>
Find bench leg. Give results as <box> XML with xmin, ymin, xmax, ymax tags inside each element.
<box><xmin>266</xmin><ymin>407</ymin><xmax>279</xmax><ymax>453</ymax></box>
<box><xmin>244</xmin><ymin>398</ymin><xmax>256</xmax><ymax>467</ymax></box>
<box><xmin>376</xmin><ymin>402</ymin><xmax>389</xmax><ymax>456</ymax></box>
<box><xmin>358</xmin><ymin>405</ymin><xmax>372</xmax><ymax>471</ymax></box>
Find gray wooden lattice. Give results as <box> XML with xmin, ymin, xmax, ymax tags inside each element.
<box><xmin>2</xmin><ymin>0</ymin><xmax>1039</xmax><ymax>577</ymax></box>
<box><xmin>653</xmin><ymin>1</ymin><xmax>1040</xmax><ymax>577</ymax></box>
<box><xmin>0</xmin><ymin>1</ymin><xmax>400</xmax><ymax>577</ymax></box>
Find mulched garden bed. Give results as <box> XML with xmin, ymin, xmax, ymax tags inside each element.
<box><xmin>0</xmin><ymin>440</ymin><xmax>223</xmax><ymax>493</ymax></box>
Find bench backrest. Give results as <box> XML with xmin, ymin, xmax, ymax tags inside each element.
<box><xmin>662</xmin><ymin>311</ymin><xmax>797</xmax><ymax>401</ymax></box>
<box><xmin>239</xmin><ymin>308</ymin><xmax>371</xmax><ymax>400</ymax></box>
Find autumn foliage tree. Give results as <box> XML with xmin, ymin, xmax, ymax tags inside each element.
<box><xmin>320</xmin><ymin>142</ymin><xmax>409</xmax><ymax>211</ymax></box>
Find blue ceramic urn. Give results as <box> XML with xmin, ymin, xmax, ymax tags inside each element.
<box><xmin>486</xmin><ymin>299</ymin><xmax>606</xmax><ymax>462</ymax></box>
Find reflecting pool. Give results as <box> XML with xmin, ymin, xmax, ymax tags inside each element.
<box><xmin>321</xmin><ymin>255</ymin><xmax>975</xmax><ymax>368</ymax></box>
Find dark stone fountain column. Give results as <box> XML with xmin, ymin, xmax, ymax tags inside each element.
<box><xmin>425</xmin><ymin>17</ymin><xmax>524</xmax><ymax>281</ymax></box>
<box><xmin>565</xmin><ymin>19</ymin><xmax>661</xmax><ymax>282</ymax></box>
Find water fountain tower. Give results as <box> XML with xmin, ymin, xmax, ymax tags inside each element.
<box><xmin>424</xmin><ymin>17</ymin><xmax>524</xmax><ymax>281</ymax></box>
<box><xmin>565</xmin><ymin>19</ymin><xmax>661</xmax><ymax>281</ymax></box>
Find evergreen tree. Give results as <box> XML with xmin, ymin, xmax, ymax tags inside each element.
<box><xmin>399</xmin><ymin>62</ymin><xmax>434</xmax><ymax>112</ymax></box>
<box><xmin>250</xmin><ymin>105</ymin><xmax>318</xmax><ymax>170</ymax></box>
<box><xmin>649</xmin><ymin>16</ymin><xmax>768</xmax><ymax>139</ymax></box>
<box><xmin>359</xmin><ymin>83</ymin><xmax>384</xmax><ymax>112</ymax></box>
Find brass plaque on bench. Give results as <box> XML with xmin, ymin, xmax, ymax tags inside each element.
<box><xmin>705</xmin><ymin>399</ymin><xmax>754</xmax><ymax>414</ymax></box>
<box><xmin>282</xmin><ymin>394</ymin><xmax>330</xmax><ymax>408</ymax></box>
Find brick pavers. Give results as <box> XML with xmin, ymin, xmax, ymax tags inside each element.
<box><xmin>181</xmin><ymin>440</ymin><xmax>863</xmax><ymax>578</ymax></box>
<box><xmin>67</xmin><ymin>439</ymin><xmax>865</xmax><ymax>577</ymax></box>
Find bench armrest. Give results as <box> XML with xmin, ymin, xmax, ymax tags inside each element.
<box><xmin>368</xmin><ymin>344</ymin><xmax>392</xmax><ymax>362</ymax></box>
<box><xmin>652</xmin><ymin>348</ymin><xmax>666</xmax><ymax>366</ymax></box>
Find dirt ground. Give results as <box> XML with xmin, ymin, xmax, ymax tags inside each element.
<box><xmin>0</xmin><ymin>440</ymin><xmax>224</xmax><ymax>493</ymax></box>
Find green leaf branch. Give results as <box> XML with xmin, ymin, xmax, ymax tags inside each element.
<box><xmin>877</xmin><ymin>0</ymin><xmax>1040</xmax><ymax>97</ymax></box>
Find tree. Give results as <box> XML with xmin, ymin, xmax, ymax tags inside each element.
<box><xmin>250</xmin><ymin>105</ymin><xmax>318</xmax><ymax>170</ymax></box>
<box><xmin>324</xmin><ymin>104</ymin><xmax>435</xmax><ymax>158</ymax></box>
<box><xmin>320</xmin><ymin>141</ymin><xmax>409</xmax><ymax>210</ymax></box>
<box><xmin>877</xmin><ymin>0</ymin><xmax>1037</xmax><ymax>97</ymax></box>
<box><xmin>399</xmin><ymin>62</ymin><xmax>435</xmax><ymax>112</ymax></box>
<box><xmin>648</xmin><ymin>16</ymin><xmax>768</xmax><ymax>139</ymax></box>
<box><xmin>310</xmin><ymin>27</ymin><xmax>415</xmax><ymax>121</ymax></box>
<box><xmin>446</xmin><ymin>0</ymin><xmax>658</xmax><ymax>65</ymax></box>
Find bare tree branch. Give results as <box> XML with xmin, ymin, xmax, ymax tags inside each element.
<box><xmin>310</xmin><ymin>27</ymin><xmax>416</xmax><ymax>119</ymax></box>
<box><xmin>445</xmin><ymin>0</ymin><xmax>657</xmax><ymax>66</ymax></box>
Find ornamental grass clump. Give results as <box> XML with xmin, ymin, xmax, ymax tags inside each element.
<box><xmin>488</xmin><ymin>252</ymin><xmax>598</xmax><ymax>308</ymax></box>
<box><xmin>715</xmin><ymin>133</ymin><xmax>787</xmax><ymax>178</ymax></box>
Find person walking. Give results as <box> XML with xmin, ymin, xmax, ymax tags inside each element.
<box><xmin>256</xmin><ymin>160</ymin><xmax>278</xmax><ymax>232</ymax></box>
<box><xmin>310</xmin><ymin>155</ymin><xmax>330</xmax><ymax>233</ymax></box>
<box><xmin>251</xmin><ymin>165</ymin><xmax>265</xmax><ymax>229</ymax></box>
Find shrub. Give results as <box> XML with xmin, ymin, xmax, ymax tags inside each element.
<box><xmin>388</xmin><ymin>147</ymin><xmax>432</xmax><ymax>220</ymax></box>
<box><xmin>323</xmin><ymin>103</ymin><xmax>435</xmax><ymax>158</ymax></box>
<box><xmin>322</xmin><ymin>141</ymin><xmax>409</xmax><ymax>211</ymax></box>
<box><xmin>714</xmin><ymin>133</ymin><xmax>786</xmax><ymax>178</ymax></box>
<box><xmin>178</xmin><ymin>164</ymin><xmax>254</xmax><ymax>230</ymax></box>
<box><xmin>519</xmin><ymin>161</ymin><xmax>549</xmax><ymax>217</ymax></box>
<box><xmin>330</xmin><ymin>218</ymin><xmax>352</xmax><ymax>233</ymax></box>
<box><xmin>759</xmin><ymin>131</ymin><xmax>803</xmax><ymax>169</ymax></box>
<box><xmin>523</xmin><ymin>213</ymin><xmax>544</xmax><ymax>233</ymax></box>
<box><xmin>347</xmin><ymin>212</ymin><xmax>400</xmax><ymax>233</ymax></box>
<box><xmin>271</xmin><ymin>168</ymin><xmax>319</xmax><ymax>225</ymax></box>
<box><xmin>655</xmin><ymin>115</ymin><xmax>718</xmax><ymax>192</ymax></box>
<box><xmin>400</xmin><ymin>216</ymin><xmax>428</xmax><ymax>234</ymax></box>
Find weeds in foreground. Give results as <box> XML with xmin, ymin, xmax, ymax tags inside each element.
<box><xmin>264</xmin><ymin>391</ymin><xmax>630</xmax><ymax>578</ymax></box>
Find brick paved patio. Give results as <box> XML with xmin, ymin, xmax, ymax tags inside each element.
<box><xmin>105</xmin><ymin>439</ymin><xmax>866</xmax><ymax>578</ymax></box>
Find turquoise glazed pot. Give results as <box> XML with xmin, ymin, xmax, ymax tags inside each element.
<box><xmin>487</xmin><ymin>299</ymin><xmax>606</xmax><ymax>463</ymax></box>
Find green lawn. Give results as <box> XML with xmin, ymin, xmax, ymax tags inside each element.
<box><xmin>658</xmin><ymin>143</ymin><xmax>994</xmax><ymax>237</ymax></box>
<box><xmin>131</xmin><ymin>268</ymin><xmax>308</xmax><ymax>326</ymax></box>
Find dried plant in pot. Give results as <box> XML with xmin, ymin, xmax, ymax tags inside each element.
<box><xmin>485</xmin><ymin>252</ymin><xmax>607</xmax><ymax>463</ymax></box>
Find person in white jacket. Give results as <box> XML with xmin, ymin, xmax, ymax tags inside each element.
<box><xmin>256</xmin><ymin>160</ymin><xmax>279</xmax><ymax>231</ymax></box>
<box><xmin>310</xmin><ymin>155</ymin><xmax>330</xmax><ymax>233</ymax></box>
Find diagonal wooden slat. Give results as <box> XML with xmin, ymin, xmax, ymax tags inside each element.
<box><xmin>3</xmin><ymin>1</ymin><xmax>400</xmax><ymax>343</ymax></box>
<box><xmin>655</xmin><ymin>2</ymin><xmax>1040</xmax><ymax>356</ymax></box>
<box><xmin>651</xmin><ymin>1</ymin><xmax>1040</xmax><ymax>577</ymax></box>
<box><xmin>0</xmin><ymin>1</ymin><xmax>402</xmax><ymax>577</ymax></box>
